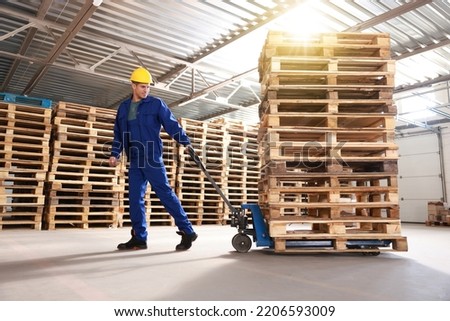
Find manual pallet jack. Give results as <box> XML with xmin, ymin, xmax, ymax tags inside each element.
<box><xmin>187</xmin><ymin>146</ymin><xmax>390</xmax><ymax>255</ymax></box>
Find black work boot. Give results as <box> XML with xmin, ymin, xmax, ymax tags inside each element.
<box><xmin>175</xmin><ymin>231</ymin><xmax>198</xmax><ymax>251</ymax></box>
<box><xmin>117</xmin><ymin>230</ymin><xmax>147</xmax><ymax>250</ymax></box>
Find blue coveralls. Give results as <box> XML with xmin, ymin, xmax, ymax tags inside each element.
<box><xmin>111</xmin><ymin>95</ymin><xmax>195</xmax><ymax>241</ymax></box>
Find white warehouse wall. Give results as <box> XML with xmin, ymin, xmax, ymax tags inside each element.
<box><xmin>396</xmin><ymin>130</ymin><xmax>446</xmax><ymax>223</ymax></box>
<box><xmin>441</xmin><ymin>127</ymin><xmax>450</xmax><ymax>205</ymax></box>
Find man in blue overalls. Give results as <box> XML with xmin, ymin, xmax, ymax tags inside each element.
<box><xmin>109</xmin><ymin>66</ymin><xmax>197</xmax><ymax>251</ymax></box>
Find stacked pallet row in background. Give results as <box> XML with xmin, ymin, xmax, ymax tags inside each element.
<box><xmin>45</xmin><ymin>102</ymin><xmax>121</xmax><ymax>229</ymax></box>
<box><xmin>177</xmin><ymin>119</ymin><xmax>228</xmax><ymax>225</ymax></box>
<box><xmin>426</xmin><ymin>201</ymin><xmax>450</xmax><ymax>226</ymax></box>
<box><xmin>120</xmin><ymin>118</ymin><xmax>261</xmax><ymax>227</ymax></box>
<box><xmin>0</xmin><ymin>94</ymin><xmax>260</xmax><ymax>230</ymax></box>
<box><xmin>0</xmin><ymin>100</ymin><xmax>52</xmax><ymax>229</ymax></box>
<box><xmin>211</xmin><ymin>119</ymin><xmax>260</xmax><ymax>220</ymax></box>
<box><xmin>258</xmin><ymin>31</ymin><xmax>408</xmax><ymax>253</ymax></box>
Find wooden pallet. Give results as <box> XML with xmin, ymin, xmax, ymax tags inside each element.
<box><xmin>259</xmin><ymin>56</ymin><xmax>395</xmax><ymax>89</ymax></box>
<box><xmin>259</xmin><ymin>128</ymin><xmax>395</xmax><ymax>148</ymax></box>
<box><xmin>261</xmin><ymin>71</ymin><xmax>394</xmax><ymax>94</ymax></box>
<box><xmin>259</xmin><ymin>98</ymin><xmax>396</xmax><ymax>116</ymax></box>
<box><xmin>260</xmin><ymin>184</ymin><xmax>398</xmax><ymax>207</ymax></box>
<box><xmin>54</xmin><ymin>123</ymin><xmax>113</xmax><ymax>146</ymax></box>
<box><xmin>269</xmin><ymin>216</ymin><xmax>402</xmax><ymax>236</ymax></box>
<box><xmin>259</xmin><ymin>32</ymin><xmax>391</xmax><ymax>70</ymax></box>
<box><xmin>0</xmin><ymin>208</ymin><xmax>44</xmax><ymax>230</ymax></box>
<box><xmin>261</xmin><ymin>158</ymin><xmax>398</xmax><ymax>175</ymax></box>
<box><xmin>53</xmin><ymin>116</ymin><xmax>114</xmax><ymax>131</ymax></box>
<box><xmin>0</xmin><ymin>101</ymin><xmax>52</xmax><ymax>118</ymax></box>
<box><xmin>260</xmin><ymin>201</ymin><xmax>399</xmax><ymax>219</ymax></box>
<box><xmin>260</xmin><ymin>112</ymin><xmax>396</xmax><ymax>130</ymax></box>
<box><xmin>263</xmin><ymin>87</ymin><xmax>393</xmax><ymax>101</ymax></box>
<box><xmin>260</xmin><ymin>139</ymin><xmax>398</xmax><ymax>158</ymax></box>
<box><xmin>45</xmin><ymin>205</ymin><xmax>118</xmax><ymax>229</ymax></box>
<box><xmin>262</xmin><ymin>31</ymin><xmax>391</xmax><ymax>47</ymax></box>
<box><xmin>44</xmin><ymin>173</ymin><xmax>121</xmax><ymax>229</ymax></box>
<box><xmin>260</xmin><ymin>56</ymin><xmax>394</xmax><ymax>77</ymax></box>
<box><xmin>425</xmin><ymin>220</ymin><xmax>450</xmax><ymax>227</ymax></box>
<box><xmin>0</xmin><ymin>178</ymin><xmax>46</xmax><ymax>230</ymax></box>
<box><xmin>259</xmin><ymin>171</ymin><xmax>399</xmax><ymax>188</ymax></box>
<box><xmin>53</xmin><ymin>102</ymin><xmax>116</xmax><ymax>123</ymax></box>
<box><xmin>272</xmin><ymin>235</ymin><xmax>408</xmax><ymax>253</ymax></box>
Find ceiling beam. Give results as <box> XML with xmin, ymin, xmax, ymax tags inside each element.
<box><xmin>395</xmin><ymin>74</ymin><xmax>450</xmax><ymax>93</ymax></box>
<box><xmin>430</xmin><ymin>106</ymin><xmax>450</xmax><ymax>120</ymax></box>
<box><xmin>189</xmin><ymin>101</ymin><xmax>259</xmax><ymax>121</ymax></box>
<box><xmin>168</xmin><ymin>68</ymin><xmax>257</xmax><ymax>108</ymax></box>
<box><xmin>344</xmin><ymin>0</ymin><xmax>448</xmax><ymax>62</ymax></box>
<box><xmin>187</xmin><ymin>0</ymin><xmax>303</xmax><ymax>62</ymax></box>
<box><xmin>22</xmin><ymin>0</ymin><xmax>102</xmax><ymax>95</ymax></box>
<box><xmin>0</xmin><ymin>0</ymin><xmax>52</xmax><ymax>92</ymax></box>
<box><xmin>1</xmin><ymin>6</ymin><xmax>200</xmax><ymax>71</ymax></box>
<box><xmin>159</xmin><ymin>0</ymin><xmax>303</xmax><ymax>113</ymax></box>
<box><xmin>345</xmin><ymin>0</ymin><xmax>432</xmax><ymax>32</ymax></box>
<box><xmin>394</xmin><ymin>37</ymin><xmax>450</xmax><ymax>60</ymax></box>
<box><xmin>0</xmin><ymin>3</ymin><xmax>287</xmax><ymax>89</ymax></box>
<box><xmin>396</xmin><ymin>116</ymin><xmax>439</xmax><ymax>133</ymax></box>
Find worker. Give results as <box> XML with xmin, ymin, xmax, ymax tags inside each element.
<box><xmin>109</xmin><ymin>66</ymin><xmax>198</xmax><ymax>251</ymax></box>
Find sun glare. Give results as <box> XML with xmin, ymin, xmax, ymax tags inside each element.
<box><xmin>270</xmin><ymin>2</ymin><xmax>330</xmax><ymax>40</ymax></box>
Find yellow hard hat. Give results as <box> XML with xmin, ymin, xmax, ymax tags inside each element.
<box><xmin>130</xmin><ymin>67</ymin><xmax>152</xmax><ymax>84</ymax></box>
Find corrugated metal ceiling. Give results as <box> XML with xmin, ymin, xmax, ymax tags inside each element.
<box><xmin>1</xmin><ymin>0</ymin><xmax>450</xmax><ymax>130</ymax></box>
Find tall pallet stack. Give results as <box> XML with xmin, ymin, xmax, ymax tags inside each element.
<box><xmin>258</xmin><ymin>31</ymin><xmax>408</xmax><ymax>253</ymax></box>
<box><xmin>44</xmin><ymin>102</ymin><xmax>121</xmax><ymax>229</ymax></box>
<box><xmin>0</xmin><ymin>100</ymin><xmax>52</xmax><ymax>229</ymax></box>
<box><xmin>177</xmin><ymin>118</ymin><xmax>227</xmax><ymax>225</ymax></box>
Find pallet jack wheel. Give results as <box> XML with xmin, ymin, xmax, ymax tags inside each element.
<box><xmin>232</xmin><ymin>233</ymin><xmax>252</xmax><ymax>253</ymax></box>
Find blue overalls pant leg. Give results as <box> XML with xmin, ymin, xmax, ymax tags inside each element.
<box><xmin>142</xmin><ymin>163</ymin><xmax>195</xmax><ymax>235</ymax></box>
<box><xmin>128</xmin><ymin>166</ymin><xmax>149</xmax><ymax>241</ymax></box>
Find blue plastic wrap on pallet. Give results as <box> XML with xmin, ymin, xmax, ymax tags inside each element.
<box><xmin>0</xmin><ymin>92</ymin><xmax>52</xmax><ymax>108</ymax></box>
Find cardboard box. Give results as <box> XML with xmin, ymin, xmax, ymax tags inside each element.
<box><xmin>428</xmin><ymin>201</ymin><xmax>444</xmax><ymax>215</ymax></box>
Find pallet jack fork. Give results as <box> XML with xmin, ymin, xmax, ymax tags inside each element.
<box><xmin>187</xmin><ymin>146</ymin><xmax>389</xmax><ymax>254</ymax></box>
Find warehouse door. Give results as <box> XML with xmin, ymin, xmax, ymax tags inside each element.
<box><xmin>397</xmin><ymin>132</ymin><xmax>443</xmax><ymax>222</ymax></box>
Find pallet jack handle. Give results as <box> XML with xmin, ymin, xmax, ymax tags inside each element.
<box><xmin>187</xmin><ymin>145</ymin><xmax>269</xmax><ymax>253</ymax></box>
<box><xmin>186</xmin><ymin>145</ymin><xmax>238</xmax><ymax>214</ymax></box>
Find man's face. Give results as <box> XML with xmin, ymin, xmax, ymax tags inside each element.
<box><xmin>132</xmin><ymin>83</ymin><xmax>150</xmax><ymax>100</ymax></box>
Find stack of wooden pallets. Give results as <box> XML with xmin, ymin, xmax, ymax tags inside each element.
<box><xmin>177</xmin><ymin>118</ymin><xmax>227</xmax><ymax>225</ymax></box>
<box><xmin>44</xmin><ymin>102</ymin><xmax>121</xmax><ymax>229</ymax></box>
<box><xmin>258</xmin><ymin>31</ymin><xmax>408</xmax><ymax>253</ymax></box>
<box><xmin>211</xmin><ymin>119</ymin><xmax>260</xmax><ymax>220</ymax></box>
<box><xmin>119</xmin><ymin>118</ymin><xmax>260</xmax><ymax>227</ymax></box>
<box><xmin>0</xmin><ymin>101</ymin><xmax>52</xmax><ymax>229</ymax></box>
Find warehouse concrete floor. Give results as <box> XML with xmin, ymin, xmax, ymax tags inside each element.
<box><xmin>0</xmin><ymin>223</ymin><xmax>449</xmax><ymax>301</ymax></box>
